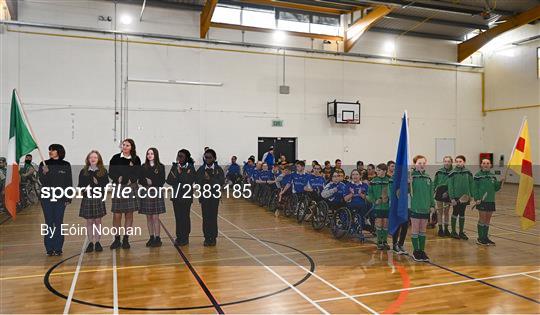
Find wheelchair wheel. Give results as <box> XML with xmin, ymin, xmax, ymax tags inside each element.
<box><xmin>296</xmin><ymin>196</ymin><xmax>308</xmax><ymax>223</ymax></box>
<box><xmin>284</xmin><ymin>195</ymin><xmax>294</xmax><ymax>217</ymax></box>
<box><xmin>332</xmin><ymin>207</ymin><xmax>351</xmax><ymax>239</ymax></box>
<box><xmin>268</xmin><ymin>193</ymin><xmax>278</xmax><ymax>212</ymax></box>
<box><xmin>312</xmin><ymin>201</ymin><xmax>328</xmax><ymax>230</ymax></box>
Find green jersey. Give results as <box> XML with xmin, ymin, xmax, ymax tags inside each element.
<box><xmin>433</xmin><ymin>166</ymin><xmax>452</xmax><ymax>189</ymax></box>
<box><xmin>473</xmin><ymin>170</ymin><xmax>501</xmax><ymax>203</ymax></box>
<box><xmin>447</xmin><ymin>166</ymin><xmax>474</xmax><ymax>200</ymax></box>
<box><xmin>410</xmin><ymin>170</ymin><xmax>435</xmax><ymax>214</ymax></box>
<box><xmin>367</xmin><ymin>176</ymin><xmax>391</xmax><ymax>210</ymax></box>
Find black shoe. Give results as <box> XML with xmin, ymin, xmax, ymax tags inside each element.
<box><xmin>459</xmin><ymin>232</ymin><xmax>469</xmax><ymax>240</ymax></box>
<box><xmin>208</xmin><ymin>239</ymin><xmax>217</xmax><ymax>246</ymax></box>
<box><xmin>450</xmin><ymin>231</ymin><xmax>460</xmax><ymax>239</ymax></box>
<box><xmin>476</xmin><ymin>238</ymin><xmax>488</xmax><ymax>246</ymax></box>
<box><xmin>398</xmin><ymin>245</ymin><xmax>408</xmax><ymax>255</ymax></box>
<box><xmin>383</xmin><ymin>242</ymin><xmax>390</xmax><ymax>250</ymax></box>
<box><xmin>95</xmin><ymin>242</ymin><xmax>103</xmax><ymax>252</ymax></box>
<box><xmin>54</xmin><ymin>250</ymin><xmax>63</xmax><ymax>256</ymax></box>
<box><xmin>151</xmin><ymin>236</ymin><xmax>162</xmax><ymax>247</ymax></box>
<box><xmin>203</xmin><ymin>240</ymin><xmax>211</xmax><ymax>247</ymax></box>
<box><xmin>412</xmin><ymin>250</ymin><xmax>423</xmax><ymax>262</ymax></box>
<box><xmin>485</xmin><ymin>238</ymin><xmax>496</xmax><ymax>246</ymax></box>
<box><xmin>444</xmin><ymin>228</ymin><xmax>451</xmax><ymax>237</ymax></box>
<box><xmin>376</xmin><ymin>243</ymin><xmax>384</xmax><ymax>250</ymax></box>
<box><xmin>175</xmin><ymin>239</ymin><xmax>189</xmax><ymax>246</ymax></box>
<box><xmin>110</xmin><ymin>236</ymin><xmax>121</xmax><ymax>250</ymax></box>
<box><xmin>122</xmin><ymin>236</ymin><xmax>130</xmax><ymax>249</ymax></box>
<box><xmin>437</xmin><ymin>227</ymin><xmax>444</xmax><ymax>237</ymax></box>
<box><xmin>392</xmin><ymin>244</ymin><xmax>401</xmax><ymax>254</ymax></box>
<box><xmin>85</xmin><ymin>242</ymin><xmax>94</xmax><ymax>253</ymax></box>
<box><xmin>421</xmin><ymin>251</ymin><xmax>430</xmax><ymax>262</ymax></box>
<box><xmin>46</xmin><ymin>250</ymin><xmax>54</xmax><ymax>256</ymax></box>
<box><xmin>146</xmin><ymin>236</ymin><xmax>155</xmax><ymax>247</ymax></box>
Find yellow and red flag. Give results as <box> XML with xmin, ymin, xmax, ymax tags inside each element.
<box><xmin>507</xmin><ymin>118</ymin><xmax>536</xmax><ymax>230</ymax></box>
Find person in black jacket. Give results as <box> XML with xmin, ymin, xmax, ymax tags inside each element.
<box><xmin>166</xmin><ymin>149</ymin><xmax>196</xmax><ymax>246</ymax></box>
<box><xmin>139</xmin><ymin>148</ymin><xmax>166</xmax><ymax>247</ymax></box>
<box><xmin>78</xmin><ymin>150</ymin><xmax>109</xmax><ymax>253</ymax></box>
<box><xmin>39</xmin><ymin>144</ymin><xmax>72</xmax><ymax>256</ymax></box>
<box><xmin>108</xmin><ymin>139</ymin><xmax>141</xmax><ymax>250</ymax></box>
<box><xmin>196</xmin><ymin>149</ymin><xmax>225</xmax><ymax>246</ymax></box>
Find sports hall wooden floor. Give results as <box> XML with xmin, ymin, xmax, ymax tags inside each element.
<box><xmin>0</xmin><ymin>184</ymin><xmax>539</xmax><ymax>314</ymax></box>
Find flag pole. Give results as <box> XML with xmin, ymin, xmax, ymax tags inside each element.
<box><xmin>404</xmin><ymin>110</ymin><xmax>412</xmax><ymax>197</ymax></box>
<box><xmin>501</xmin><ymin>116</ymin><xmax>527</xmax><ymax>189</ymax></box>
<box><xmin>14</xmin><ymin>89</ymin><xmax>48</xmax><ymax>166</ymax></box>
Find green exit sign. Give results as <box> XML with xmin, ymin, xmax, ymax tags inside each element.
<box><xmin>272</xmin><ymin>120</ymin><xmax>283</xmax><ymax>127</ymax></box>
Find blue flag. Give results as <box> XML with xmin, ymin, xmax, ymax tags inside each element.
<box><xmin>389</xmin><ymin>112</ymin><xmax>410</xmax><ymax>235</ymax></box>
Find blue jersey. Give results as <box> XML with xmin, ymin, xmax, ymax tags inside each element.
<box><xmin>259</xmin><ymin>170</ymin><xmax>274</xmax><ymax>181</ymax></box>
<box><xmin>227</xmin><ymin>163</ymin><xmax>241</xmax><ymax>175</ymax></box>
<box><xmin>251</xmin><ymin>169</ymin><xmax>262</xmax><ymax>181</ymax></box>
<box><xmin>263</xmin><ymin>152</ymin><xmax>275</xmax><ymax>167</ymax></box>
<box><xmin>346</xmin><ymin>181</ymin><xmax>369</xmax><ymax>207</ymax></box>
<box><xmin>244</xmin><ymin>163</ymin><xmax>255</xmax><ymax>177</ymax></box>
<box><xmin>323</xmin><ymin>182</ymin><xmax>347</xmax><ymax>203</ymax></box>
<box><xmin>308</xmin><ymin>174</ymin><xmax>326</xmax><ymax>194</ymax></box>
<box><xmin>280</xmin><ymin>173</ymin><xmax>292</xmax><ymax>188</ymax></box>
<box><xmin>291</xmin><ymin>172</ymin><xmax>310</xmax><ymax>193</ymax></box>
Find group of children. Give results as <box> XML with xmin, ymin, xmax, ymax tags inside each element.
<box><xmin>233</xmin><ymin>154</ymin><xmax>501</xmax><ymax>262</ymax></box>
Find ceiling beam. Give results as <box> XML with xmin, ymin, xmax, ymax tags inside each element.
<box><xmin>385</xmin><ymin>12</ymin><xmax>489</xmax><ymax>30</ymax></box>
<box><xmin>344</xmin><ymin>0</ymin><xmax>515</xmax><ymax>16</ymax></box>
<box><xmin>1</xmin><ymin>0</ymin><xmax>16</xmax><ymax>20</ymax></box>
<box><xmin>201</xmin><ymin>0</ymin><xmax>219</xmax><ymax>38</ymax></box>
<box><xmin>233</xmin><ymin>0</ymin><xmax>349</xmax><ymax>15</ymax></box>
<box><xmin>458</xmin><ymin>4</ymin><xmax>540</xmax><ymax>62</ymax></box>
<box><xmin>344</xmin><ymin>5</ymin><xmax>392</xmax><ymax>52</ymax></box>
<box><xmin>369</xmin><ymin>27</ymin><xmax>463</xmax><ymax>41</ymax></box>
<box><xmin>210</xmin><ymin>22</ymin><xmax>343</xmax><ymax>41</ymax></box>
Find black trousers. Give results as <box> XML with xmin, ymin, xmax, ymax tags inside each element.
<box><xmin>452</xmin><ymin>202</ymin><xmax>467</xmax><ymax>217</ymax></box>
<box><xmin>392</xmin><ymin>221</ymin><xmax>409</xmax><ymax>246</ymax></box>
<box><xmin>201</xmin><ymin>198</ymin><xmax>220</xmax><ymax>241</ymax></box>
<box><xmin>173</xmin><ymin>200</ymin><xmax>193</xmax><ymax>242</ymax></box>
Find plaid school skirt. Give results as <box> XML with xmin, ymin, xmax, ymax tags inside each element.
<box><xmin>139</xmin><ymin>196</ymin><xmax>166</xmax><ymax>215</ymax></box>
<box><xmin>79</xmin><ymin>197</ymin><xmax>106</xmax><ymax>219</ymax></box>
<box><xmin>111</xmin><ymin>184</ymin><xmax>139</xmax><ymax>213</ymax></box>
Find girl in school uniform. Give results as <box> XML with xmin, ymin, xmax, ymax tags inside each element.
<box><xmin>473</xmin><ymin>158</ymin><xmax>501</xmax><ymax>246</ymax></box>
<box><xmin>367</xmin><ymin>163</ymin><xmax>391</xmax><ymax>250</ymax></box>
<box><xmin>409</xmin><ymin>155</ymin><xmax>435</xmax><ymax>262</ymax></box>
<box><xmin>39</xmin><ymin>144</ymin><xmax>72</xmax><ymax>256</ymax></box>
<box><xmin>166</xmin><ymin>149</ymin><xmax>196</xmax><ymax>246</ymax></box>
<box><xmin>139</xmin><ymin>148</ymin><xmax>166</xmax><ymax>247</ymax></box>
<box><xmin>78</xmin><ymin>150</ymin><xmax>109</xmax><ymax>253</ymax></box>
<box><xmin>196</xmin><ymin>149</ymin><xmax>225</xmax><ymax>246</ymax></box>
<box><xmin>447</xmin><ymin>155</ymin><xmax>474</xmax><ymax>240</ymax></box>
<box><xmin>433</xmin><ymin>156</ymin><xmax>453</xmax><ymax>237</ymax></box>
<box><xmin>108</xmin><ymin>139</ymin><xmax>141</xmax><ymax>250</ymax></box>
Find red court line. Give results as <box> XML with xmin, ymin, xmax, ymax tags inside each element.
<box><xmin>382</xmin><ymin>263</ymin><xmax>410</xmax><ymax>314</ymax></box>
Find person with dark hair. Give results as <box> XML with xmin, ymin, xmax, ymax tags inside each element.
<box><xmin>473</xmin><ymin>158</ymin><xmax>501</xmax><ymax>246</ymax></box>
<box><xmin>367</xmin><ymin>163</ymin><xmax>391</xmax><ymax>250</ymax></box>
<box><xmin>78</xmin><ymin>150</ymin><xmax>109</xmax><ymax>253</ymax></box>
<box><xmin>262</xmin><ymin>146</ymin><xmax>275</xmax><ymax>168</ymax></box>
<box><xmin>243</xmin><ymin>156</ymin><xmax>256</xmax><ymax>182</ymax></box>
<box><xmin>196</xmin><ymin>148</ymin><xmax>225</xmax><ymax>246</ymax></box>
<box><xmin>167</xmin><ymin>149</ymin><xmax>196</xmax><ymax>246</ymax></box>
<box><xmin>323</xmin><ymin>160</ymin><xmax>332</xmax><ymax>182</ymax></box>
<box><xmin>108</xmin><ymin>138</ymin><xmax>141</xmax><ymax>250</ymax></box>
<box><xmin>387</xmin><ymin>161</ymin><xmax>395</xmax><ymax>178</ymax></box>
<box><xmin>448</xmin><ymin>155</ymin><xmax>474</xmax><ymax>240</ymax></box>
<box><xmin>434</xmin><ymin>156</ymin><xmax>453</xmax><ymax>237</ymax></box>
<box><xmin>39</xmin><ymin>144</ymin><xmax>72</xmax><ymax>256</ymax></box>
<box><xmin>226</xmin><ymin>156</ymin><xmax>241</xmax><ymax>184</ymax></box>
<box><xmin>367</xmin><ymin>164</ymin><xmax>376</xmax><ymax>181</ymax></box>
<box><xmin>139</xmin><ymin>148</ymin><xmax>166</xmax><ymax>247</ymax></box>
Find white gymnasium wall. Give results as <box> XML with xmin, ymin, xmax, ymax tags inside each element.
<box><xmin>482</xmin><ymin>24</ymin><xmax>540</xmax><ymax>184</ymax></box>
<box><xmin>0</xmin><ymin>0</ymin><xmax>484</xmax><ymax>168</ymax></box>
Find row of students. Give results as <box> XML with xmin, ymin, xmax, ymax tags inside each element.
<box><xmin>38</xmin><ymin>139</ymin><xmax>225</xmax><ymax>256</ymax></box>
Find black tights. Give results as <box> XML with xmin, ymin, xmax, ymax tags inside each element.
<box><xmin>392</xmin><ymin>221</ymin><xmax>409</xmax><ymax>246</ymax></box>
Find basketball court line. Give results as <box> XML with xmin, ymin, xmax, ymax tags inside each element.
<box><xmin>521</xmin><ymin>273</ymin><xmax>540</xmax><ymax>281</ymax></box>
<box><xmin>63</xmin><ymin>237</ymin><xmax>88</xmax><ymax>314</ymax></box>
<box><xmin>160</xmin><ymin>220</ymin><xmax>225</xmax><ymax>314</ymax></box>
<box><xmin>189</xmin><ymin>210</ymin><xmax>331</xmax><ymax>315</ymax></box>
<box><xmin>112</xmin><ymin>248</ymin><xmax>119</xmax><ymax>314</ymax></box>
<box><xmin>314</xmin><ymin>269</ymin><xmax>540</xmax><ymax>303</ymax></box>
<box><xmin>204</xmin><ymin>210</ymin><xmax>379</xmax><ymax>315</ymax></box>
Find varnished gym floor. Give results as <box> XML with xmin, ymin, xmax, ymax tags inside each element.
<box><xmin>1</xmin><ymin>185</ymin><xmax>539</xmax><ymax>314</ymax></box>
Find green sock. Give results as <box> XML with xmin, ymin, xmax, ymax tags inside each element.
<box><xmin>382</xmin><ymin>229</ymin><xmax>388</xmax><ymax>243</ymax></box>
<box><xmin>459</xmin><ymin>217</ymin><xmax>465</xmax><ymax>233</ymax></box>
<box><xmin>418</xmin><ymin>234</ymin><xmax>426</xmax><ymax>251</ymax></box>
<box><xmin>411</xmin><ymin>235</ymin><xmax>419</xmax><ymax>251</ymax></box>
<box><xmin>444</xmin><ymin>224</ymin><xmax>449</xmax><ymax>232</ymax></box>
<box><xmin>485</xmin><ymin>225</ymin><xmax>490</xmax><ymax>239</ymax></box>
<box><xmin>376</xmin><ymin>228</ymin><xmax>382</xmax><ymax>244</ymax></box>
<box><xmin>477</xmin><ymin>223</ymin><xmax>482</xmax><ymax>239</ymax></box>
<box><xmin>451</xmin><ymin>216</ymin><xmax>457</xmax><ymax>233</ymax></box>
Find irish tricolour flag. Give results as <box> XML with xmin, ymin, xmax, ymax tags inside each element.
<box><xmin>5</xmin><ymin>90</ymin><xmax>38</xmax><ymax>219</ymax></box>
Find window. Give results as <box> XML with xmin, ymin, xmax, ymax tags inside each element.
<box><xmin>278</xmin><ymin>19</ymin><xmax>310</xmax><ymax>33</ymax></box>
<box><xmin>242</xmin><ymin>8</ymin><xmax>275</xmax><ymax>28</ymax></box>
<box><xmin>310</xmin><ymin>24</ymin><xmax>339</xmax><ymax>36</ymax></box>
<box><xmin>212</xmin><ymin>6</ymin><xmax>241</xmax><ymax>24</ymax></box>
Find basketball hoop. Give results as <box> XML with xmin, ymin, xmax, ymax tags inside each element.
<box><xmin>343</xmin><ymin>119</ymin><xmax>355</xmax><ymax>124</ymax></box>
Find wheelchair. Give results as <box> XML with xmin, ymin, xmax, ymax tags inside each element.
<box><xmin>296</xmin><ymin>192</ymin><xmax>321</xmax><ymax>224</ymax></box>
<box><xmin>331</xmin><ymin>205</ymin><xmax>373</xmax><ymax>242</ymax></box>
<box><xmin>311</xmin><ymin>199</ymin><xmax>338</xmax><ymax>231</ymax></box>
